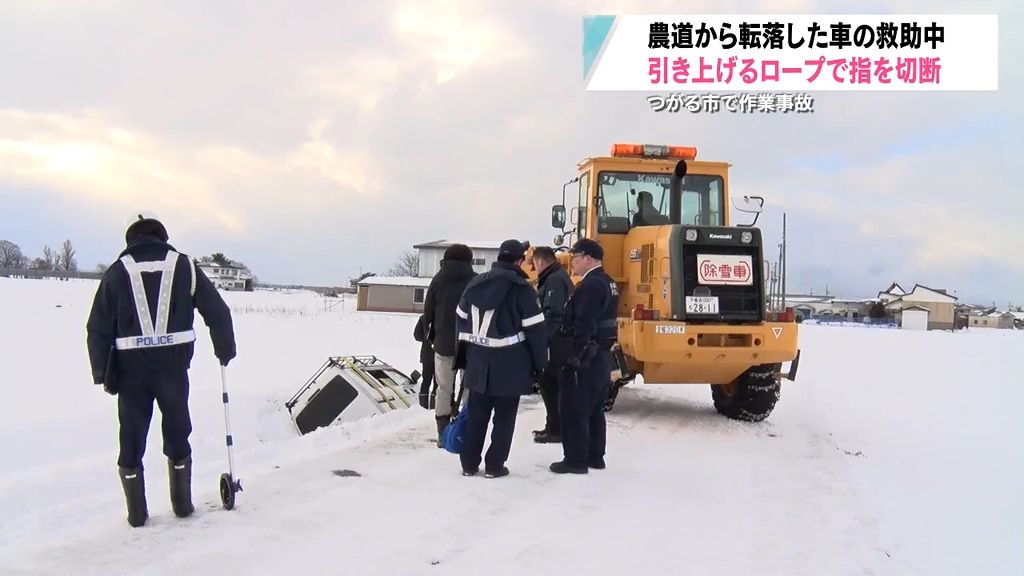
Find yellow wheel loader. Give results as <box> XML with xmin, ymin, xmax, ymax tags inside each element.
<box><xmin>526</xmin><ymin>143</ymin><xmax>801</xmax><ymax>422</ymax></box>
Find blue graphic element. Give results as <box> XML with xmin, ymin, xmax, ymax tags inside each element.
<box><xmin>583</xmin><ymin>15</ymin><xmax>616</xmax><ymax>80</ymax></box>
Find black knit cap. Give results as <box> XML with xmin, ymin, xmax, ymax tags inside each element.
<box><xmin>569</xmin><ymin>238</ymin><xmax>604</xmax><ymax>260</ymax></box>
<box><xmin>443</xmin><ymin>243</ymin><xmax>473</xmax><ymax>262</ymax></box>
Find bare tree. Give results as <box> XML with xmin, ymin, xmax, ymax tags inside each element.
<box><xmin>34</xmin><ymin>246</ymin><xmax>57</xmax><ymax>270</ymax></box>
<box><xmin>95</xmin><ymin>263</ymin><xmax>109</xmax><ymax>273</ymax></box>
<box><xmin>57</xmin><ymin>240</ymin><xmax>78</xmax><ymax>272</ymax></box>
<box><xmin>386</xmin><ymin>250</ymin><xmax>419</xmax><ymax>277</ymax></box>
<box><xmin>0</xmin><ymin>240</ymin><xmax>27</xmax><ymax>269</ymax></box>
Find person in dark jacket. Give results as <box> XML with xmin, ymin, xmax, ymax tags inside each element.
<box><xmin>422</xmin><ymin>244</ymin><xmax>476</xmax><ymax>446</ymax></box>
<box><xmin>86</xmin><ymin>213</ymin><xmax>236</xmax><ymax>527</ymax></box>
<box><xmin>549</xmin><ymin>238</ymin><xmax>619</xmax><ymax>475</ymax></box>
<box><xmin>454</xmin><ymin>239</ymin><xmax>547</xmax><ymax>478</ymax></box>
<box><xmin>530</xmin><ymin>246</ymin><xmax>573</xmax><ymax>444</ymax></box>
<box><xmin>413</xmin><ymin>314</ymin><xmax>435</xmax><ymax>409</ymax></box>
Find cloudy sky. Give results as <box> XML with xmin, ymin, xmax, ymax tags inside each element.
<box><xmin>1</xmin><ymin>0</ymin><xmax>1020</xmax><ymax>305</ymax></box>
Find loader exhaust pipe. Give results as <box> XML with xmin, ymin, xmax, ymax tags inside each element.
<box><xmin>669</xmin><ymin>159</ymin><xmax>687</xmax><ymax>224</ymax></box>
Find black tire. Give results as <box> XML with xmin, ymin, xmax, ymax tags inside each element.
<box><xmin>220</xmin><ymin>473</ymin><xmax>235</xmax><ymax>510</ymax></box>
<box><xmin>711</xmin><ymin>363</ymin><xmax>781</xmax><ymax>422</ymax></box>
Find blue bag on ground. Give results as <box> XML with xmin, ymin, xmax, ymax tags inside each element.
<box><xmin>442</xmin><ymin>404</ymin><xmax>469</xmax><ymax>454</ymax></box>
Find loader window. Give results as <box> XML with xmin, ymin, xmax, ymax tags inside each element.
<box><xmin>681</xmin><ymin>178</ymin><xmax>724</xmax><ymax>226</ymax></box>
<box><xmin>595</xmin><ymin>171</ymin><xmax>724</xmax><ymax>233</ymax></box>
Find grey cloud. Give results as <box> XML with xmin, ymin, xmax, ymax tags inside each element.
<box><xmin>0</xmin><ymin>0</ymin><xmax>1021</xmax><ymax>304</ymax></box>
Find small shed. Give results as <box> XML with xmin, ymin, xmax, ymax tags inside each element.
<box><xmin>356</xmin><ymin>276</ymin><xmax>433</xmax><ymax>313</ymax></box>
<box><xmin>901</xmin><ymin>306</ymin><xmax>930</xmax><ymax>331</ymax></box>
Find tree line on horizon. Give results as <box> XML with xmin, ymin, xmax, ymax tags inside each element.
<box><xmin>1</xmin><ymin>240</ymin><xmax>255</xmax><ymax>279</ymax></box>
<box><xmin>0</xmin><ymin>239</ymin><xmax>78</xmax><ymax>273</ymax></box>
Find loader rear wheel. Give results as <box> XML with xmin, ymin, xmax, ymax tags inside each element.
<box><xmin>711</xmin><ymin>363</ymin><xmax>781</xmax><ymax>422</ymax></box>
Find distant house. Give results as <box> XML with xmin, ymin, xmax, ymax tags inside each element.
<box><xmin>355</xmin><ymin>239</ymin><xmax>505</xmax><ymax>314</ymax></box>
<box><xmin>356</xmin><ymin>276</ymin><xmax>433</xmax><ymax>314</ymax></box>
<box><xmin>785</xmin><ymin>294</ymin><xmax>873</xmax><ymax>321</ymax></box>
<box><xmin>883</xmin><ymin>284</ymin><xmax>957</xmax><ymax>330</ymax></box>
<box><xmin>1012</xmin><ymin>311</ymin><xmax>1024</xmax><ymax>329</ymax></box>
<box><xmin>197</xmin><ymin>261</ymin><xmax>253</xmax><ymax>291</ymax></box>
<box><xmin>828</xmin><ymin>298</ymin><xmax>874</xmax><ymax>321</ymax></box>
<box><xmin>877</xmin><ymin>282</ymin><xmax>906</xmax><ymax>305</ymax></box>
<box><xmin>414</xmin><ymin>240</ymin><xmax>502</xmax><ymax>277</ymax></box>
<box><xmin>969</xmin><ymin>311</ymin><xmax>1017</xmax><ymax>329</ymax></box>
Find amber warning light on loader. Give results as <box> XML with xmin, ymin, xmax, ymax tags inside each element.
<box><xmin>610</xmin><ymin>143</ymin><xmax>697</xmax><ymax>160</ymax></box>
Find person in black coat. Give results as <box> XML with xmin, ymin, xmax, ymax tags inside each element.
<box><xmin>413</xmin><ymin>314</ymin><xmax>435</xmax><ymax>409</ymax></box>
<box><xmin>422</xmin><ymin>244</ymin><xmax>477</xmax><ymax>445</ymax></box>
<box><xmin>86</xmin><ymin>213</ymin><xmax>236</xmax><ymax>527</ymax></box>
<box><xmin>549</xmin><ymin>238</ymin><xmax>619</xmax><ymax>475</ymax></box>
<box><xmin>530</xmin><ymin>246</ymin><xmax>573</xmax><ymax>444</ymax></box>
<box><xmin>454</xmin><ymin>239</ymin><xmax>547</xmax><ymax>478</ymax></box>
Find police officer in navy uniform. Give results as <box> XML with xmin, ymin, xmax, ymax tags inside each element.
<box><xmin>550</xmin><ymin>238</ymin><xmax>619</xmax><ymax>474</ymax></box>
<box><xmin>454</xmin><ymin>239</ymin><xmax>548</xmax><ymax>478</ymax></box>
<box><xmin>530</xmin><ymin>246</ymin><xmax>573</xmax><ymax>444</ymax></box>
<box><xmin>87</xmin><ymin>213</ymin><xmax>236</xmax><ymax>527</ymax></box>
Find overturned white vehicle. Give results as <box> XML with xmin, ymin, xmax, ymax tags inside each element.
<box><xmin>286</xmin><ymin>356</ymin><xmax>421</xmax><ymax>435</ymax></box>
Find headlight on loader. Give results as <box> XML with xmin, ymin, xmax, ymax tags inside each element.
<box><xmin>685</xmin><ymin>229</ymin><xmax>698</xmax><ymax>242</ymax></box>
<box><xmin>741</xmin><ymin>231</ymin><xmax>753</xmax><ymax>244</ymax></box>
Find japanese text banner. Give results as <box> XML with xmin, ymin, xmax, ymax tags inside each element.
<box><xmin>583</xmin><ymin>15</ymin><xmax>998</xmax><ymax>91</ymax></box>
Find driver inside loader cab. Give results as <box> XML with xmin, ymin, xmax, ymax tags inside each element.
<box><xmin>632</xmin><ymin>191</ymin><xmax>669</xmax><ymax>227</ymax></box>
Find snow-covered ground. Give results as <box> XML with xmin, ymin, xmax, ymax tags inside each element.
<box><xmin>1</xmin><ymin>277</ymin><xmax>1020</xmax><ymax>575</ymax></box>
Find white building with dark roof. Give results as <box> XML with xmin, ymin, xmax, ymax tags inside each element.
<box><xmin>196</xmin><ymin>261</ymin><xmax>253</xmax><ymax>291</ymax></box>
<box><xmin>413</xmin><ymin>240</ymin><xmax>502</xmax><ymax>277</ymax></box>
<box><xmin>883</xmin><ymin>284</ymin><xmax>958</xmax><ymax>330</ymax></box>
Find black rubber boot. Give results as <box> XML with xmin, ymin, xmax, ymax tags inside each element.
<box><xmin>436</xmin><ymin>416</ymin><xmax>450</xmax><ymax>448</ymax></box>
<box><xmin>168</xmin><ymin>456</ymin><xmax>194</xmax><ymax>518</ymax></box>
<box><xmin>549</xmin><ymin>460</ymin><xmax>588</xmax><ymax>475</ymax></box>
<box><xmin>119</xmin><ymin>466</ymin><xmax>148</xmax><ymax>527</ymax></box>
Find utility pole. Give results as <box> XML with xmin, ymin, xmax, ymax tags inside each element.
<box><xmin>776</xmin><ymin>242</ymin><xmax>784</xmax><ymax>309</ymax></box>
<box><xmin>781</xmin><ymin>212</ymin><xmax>787</xmax><ymax>309</ymax></box>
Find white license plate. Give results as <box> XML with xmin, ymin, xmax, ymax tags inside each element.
<box><xmin>697</xmin><ymin>254</ymin><xmax>754</xmax><ymax>286</ymax></box>
<box><xmin>686</xmin><ymin>296</ymin><xmax>719</xmax><ymax>314</ymax></box>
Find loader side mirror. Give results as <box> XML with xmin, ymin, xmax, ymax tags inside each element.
<box><xmin>551</xmin><ymin>205</ymin><xmax>566</xmax><ymax>229</ymax></box>
<box><xmin>732</xmin><ymin>196</ymin><xmax>764</xmax><ymax>227</ymax></box>
<box><xmin>732</xmin><ymin>196</ymin><xmax>764</xmax><ymax>214</ymax></box>
<box><xmin>410</xmin><ymin>370</ymin><xmax>421</xmax><ymax>384</ymax></box>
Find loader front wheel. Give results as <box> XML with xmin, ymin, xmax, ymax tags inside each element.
<box><xmin>711</xmin><ymin>363</ymin><xmax>781</xmax><ymax>422</ymax></box>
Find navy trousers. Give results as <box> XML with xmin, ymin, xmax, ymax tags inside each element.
<box><xmin>116</xmin><ymin>370</ymin><xmax>192</xmax><ymax>469</ymax></box>
<box><xmin>460</xmin><ymin>390</ymin><xmax>520</xmax><ymax>473</ymax></box>
<box><xmin>539</xmin><ymin>366</ymin><xmax>561</xmax><ymax>434</ymax></box>
<box><xmin>559</xmin><ymin>350</ymin><xmax>611</xmax><ymax>468</ymax></box>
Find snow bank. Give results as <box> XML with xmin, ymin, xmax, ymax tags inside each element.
<box><xmin>1</xmin><ymin>277</ymin><xmax>1019</xmax><ymax>576</ymax></box>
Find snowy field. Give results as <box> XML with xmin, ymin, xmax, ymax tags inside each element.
<box><xmin>1</xmin><ymin>277</ymin><xmax>1021</xmax><ymax>576</ymax></box>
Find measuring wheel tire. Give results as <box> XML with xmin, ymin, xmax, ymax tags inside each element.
<box><xmin>711</xmin><ymin>363</ymin><xmax>782</xmax><ymax>422</ymax></box>
<box><xmin>220</xmin><ymin>473</ymin><xmax>236</xmax><ymax>510</ymax></box>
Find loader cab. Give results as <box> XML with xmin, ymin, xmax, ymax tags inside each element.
<box><xmin>550</xmin><ymin>143</ymin><xmax>743</xmax><ymax>318</ymax></box>
<box><xmin>590</xmin><ymin>170</ymin><xmax>726</xmax><ymax>234</ymax></box>
<box><xmin>552</xmin><ymin>143</ymin><xmax>732</xmax><ymax>247</ymax></box>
